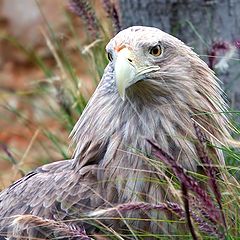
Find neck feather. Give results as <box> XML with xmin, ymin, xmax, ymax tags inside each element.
<box><xmin>71</xmin><ymin>66</ymin><xmax>230</xmax><ymax>174</ymax></box>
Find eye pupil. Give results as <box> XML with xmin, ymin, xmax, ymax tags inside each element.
<box><xmin>153</xmin><ymin>48</ymin><xmax>158</xmax><ymax>54</ymax></box>
<box><xmin>107</xmin><ymin>52</ymin><xmax>113</xmax><ymax>61</ymax></box>
<box><xmin>150</xmin><ymin>45</ymin><xmax>162</xmax><ymax>56</ymax></box>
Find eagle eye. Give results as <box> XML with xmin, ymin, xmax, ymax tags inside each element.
<box><xmin>107</xmin><ymin>52</ymin><xmax>113</xmax><ymax>62</ymax></box>
<box><xmin>149</xmin><ymin>45</ymin><xmax>162</xmax><ymax>57</ymax></box>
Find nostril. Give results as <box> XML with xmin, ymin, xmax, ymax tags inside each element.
<box><xmin>128</xmin><ymin>58</ymin><xmax>133</xmax><ymax>62</ymax></box>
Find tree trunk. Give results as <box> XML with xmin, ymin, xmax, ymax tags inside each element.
<box><xmin>119</xmin><ymin>0</ymin><xmax>240</xmax><ymax>109</ymax></box>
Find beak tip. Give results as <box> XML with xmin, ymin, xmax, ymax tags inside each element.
<box><xmin>119</xmin><ymin>92</ymin><xmax>126</xmax><ymax>101</ymax></box>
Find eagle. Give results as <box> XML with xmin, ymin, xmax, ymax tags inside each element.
<box><xmin>0</xmin><ymin>26</ymin><xmax>230</xmax><ymax>239</ymax></box>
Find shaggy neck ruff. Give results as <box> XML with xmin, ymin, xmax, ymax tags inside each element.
<box><xmin>71</xmin><ymin>60</ymin><xmax>230</xmax><ymax>202</ymax></box>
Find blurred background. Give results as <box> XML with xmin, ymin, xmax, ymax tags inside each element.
<box><xmin>0</xmin><ymin>0</ymin><xmax>239</xmax><ymax>188</ymax></box>
<box><xmin>0</xmin><ymin>0</ymin><xmax>114</xmax><ymax>187</ymax></box>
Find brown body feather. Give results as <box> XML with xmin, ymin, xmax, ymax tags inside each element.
<box><xmin>0</xmin><ymin>26</ymin><xmax>231</xmax><ymax>239</ymax></box>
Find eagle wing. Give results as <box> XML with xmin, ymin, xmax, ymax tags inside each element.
<box><xmin>0</xmin><ymin>159</ymin><xmax>106</xmax><ymax>238</ymax></box>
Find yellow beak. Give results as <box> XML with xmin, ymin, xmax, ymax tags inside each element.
<box><xmin>114</xmin><ymin>48</ymin><xmax>137</xmax><ymax>100</ymax></box>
